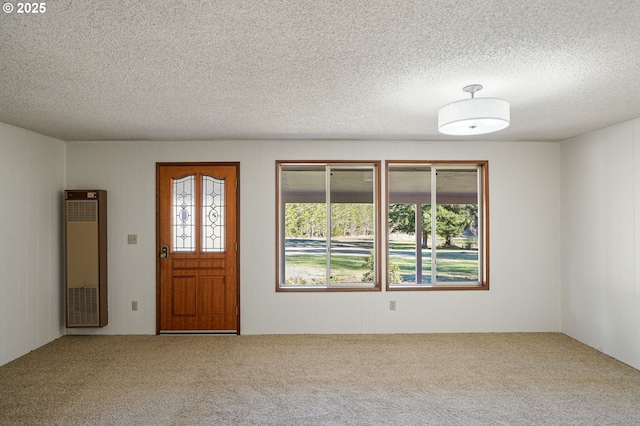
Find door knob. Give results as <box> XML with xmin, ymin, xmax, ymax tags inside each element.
<box><xmin>160</xmin><ymin>246</ymin><xmax>169</xmax><ymax>258</ymax></box>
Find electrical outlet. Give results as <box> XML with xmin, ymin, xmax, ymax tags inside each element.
<box><xmin>127</xmin><ymin>234</ymin><xmax>137</xmax><ymax>244</ymax></box>
<box><xmin>390</xmin><ymin>300</ymin><xmax>396</xmax><ymax>310</ymax></box>
<box><xmin>132</xmin><ymin>301</ymin><xmax>138</xmax><ymax>311</ymax></box>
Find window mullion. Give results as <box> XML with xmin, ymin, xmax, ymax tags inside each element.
<box><xmin>431</xmin><ymin>167</ymin><xmax>437</xmax><ymax>285</ymax></box>
<box><xmin>326</xmin><ymin>166</ymin><xmax>332</xmax><ymax>286</ymax></box>
<box><xmin>415</xmin><ymin>203</ymin><xmax>423</xmax><ymax>284</ymax></box>
<box><xmin>477</xmin><ymin>166</ymin><xmax>483</xmax><ymax>283</ymax></box>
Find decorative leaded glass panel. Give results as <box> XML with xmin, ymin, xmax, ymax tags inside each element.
<box><xmin>173</xmin><ymin>175</ymin><xmax>195</xmax><ymax>252</ymax></box>
<box><xmin>202</xmin><ymin>175</ymin><xmax>225</xmax><ymax>252</ymax></box>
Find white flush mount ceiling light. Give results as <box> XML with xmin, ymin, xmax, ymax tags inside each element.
<box><xmin>438</xmin><ymin>84</ymin><xmax>510</xmax><ymax>136</ymax></box>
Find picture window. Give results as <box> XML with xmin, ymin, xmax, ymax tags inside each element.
<box><xmin>276</xmin><ymin>161</ymin><xmax>381</xmax><ymax>291</ymax></box>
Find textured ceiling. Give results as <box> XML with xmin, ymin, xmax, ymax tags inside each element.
<box><xmin>1</xmin><ymin>0</ymin><xmax>640</xmax><ymax>142</ymax></box>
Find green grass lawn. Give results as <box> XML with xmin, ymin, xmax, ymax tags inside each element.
<box><xmin>286</xmin><ymin>243</ymin><xmax>479</xmax><ymax>284</ymax></box>
<box><xmin>389</xmin><ymin>252</ymin><xmax>478</xmax><ymax>282</ymax></box>
<box><xmin>285</xmin><ymin>253</ymin><xmax>369</xmax><ymax>283</ymax></box>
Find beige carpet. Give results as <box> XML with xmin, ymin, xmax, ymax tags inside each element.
<box><xmin>1</xmin><ymin>333</ymin><xmax>639</xmax><ymax>425</ymax></box>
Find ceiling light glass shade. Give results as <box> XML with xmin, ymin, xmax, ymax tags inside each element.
<box><xmin>438</xmin><ymin>98</ymin><xmax>510</xmax><ymax>135</ymax></box>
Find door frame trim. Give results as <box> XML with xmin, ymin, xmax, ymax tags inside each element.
<box><xmin>155</xmin><ymin>162</ymin><xmax>240</xmax><ymax>335</ymax></box>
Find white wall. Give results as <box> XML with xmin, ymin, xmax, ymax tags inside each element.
<box><xmin>66</xmin><ymin>139</ymin><xmax>561</xmax><ymax>336</ymax></box>
<box><xmin>0</xmin><ymin>123</ymin><xmax>66</xmax><ymax>366</ymax></box>
<box><xmin>561</xmin><ymin>118</ymin><xmax>640</xmax><ymax>370</ymax></box>
<box><xmin>9</xmin><ymin>118</ymin><xmax>640</xmax><ymax>369</ymax></box>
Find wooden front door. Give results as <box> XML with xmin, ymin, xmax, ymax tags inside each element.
<box><xmin>157</xmin><ymin>163</ymin><xmax>239</xmax><ymax>333</ymax></box>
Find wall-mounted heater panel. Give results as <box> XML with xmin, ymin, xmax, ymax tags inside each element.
<box><xmin>64</xmin><ymin>190</ymin><xmax>108</xmax><ymax>328</ymax></box>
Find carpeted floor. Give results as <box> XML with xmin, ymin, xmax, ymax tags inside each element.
<box><xmin>1</xmin><ymin>333</ymin><xmax>639</xmax><ymax>425</ymax></box>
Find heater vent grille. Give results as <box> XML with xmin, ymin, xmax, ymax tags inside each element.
<box><xmin>64</xmin><ymin>190</ymin><xmax>107</xmax><ymax>328</ymax></box>
<box><xmin>67</xmin><ymin>287</ymin><xmax>98</xmax><ymax>326</ymax></box>
<box><xmin>67</xmin><ymin>200</ymin><xmax>97</xmax><ymax>222</ymax></box>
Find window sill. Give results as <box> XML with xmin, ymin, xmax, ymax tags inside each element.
<box><xmin>277</xmin><ymin>283</ymin><xmax>380</xmax><ymax>292</ymax></box>
<box><xmin>388</xmin><ymin>282</ymin><xmax>488</xmax><ymax>291</ymax></box>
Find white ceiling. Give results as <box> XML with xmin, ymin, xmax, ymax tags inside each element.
<box><xmin>1</xmin><ymin>0</ymin><xmax>639</xmax><ymax>142</ymax></box>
